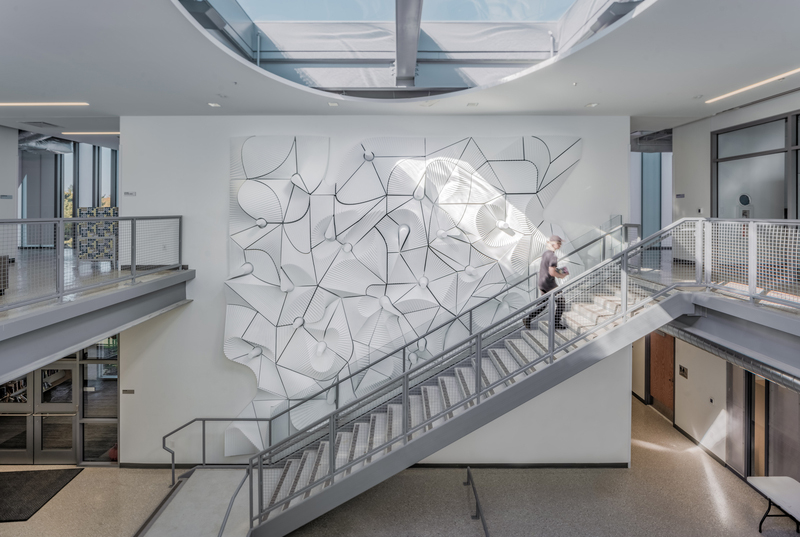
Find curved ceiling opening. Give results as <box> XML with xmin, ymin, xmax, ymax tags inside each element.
<box><xmin>179</xmin><ymin>0</ymin><xmax>642</xmax><ymax>100</ymax></box>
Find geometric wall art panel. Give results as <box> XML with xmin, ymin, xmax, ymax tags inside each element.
<box><xmin>224</xmin><ymin>135</ymin><xmax>583</xmax><ymax>455</ymax></box>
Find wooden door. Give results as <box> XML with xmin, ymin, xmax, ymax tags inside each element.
<box><xmin>649</xmin><ymin>332</ymin><xmax>675</xmax><ymax>421</ymax></box>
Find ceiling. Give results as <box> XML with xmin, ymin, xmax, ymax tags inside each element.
<box><xmin>0</xmin><ymin>0</ymin><xmax>798</xmax><ymax>146</ymax></box>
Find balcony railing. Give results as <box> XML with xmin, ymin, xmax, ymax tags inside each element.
<box><xmin>0</xmin><ymin>216</ymin><xmax>183</xmax><ymax>313</ymax></box>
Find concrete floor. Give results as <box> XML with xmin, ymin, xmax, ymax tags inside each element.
<box><xmin>2</xmin><ymin>398</ymin><xmax>797</xmax><ymax>537</ymax></box>
<box><xmin>288</xmin><ymin>398</ymin><xmax>796</xmax><ymax>537</ymax></box>
<box><xmin>0</xmin><ymin>465</ymin><xmax>171</xmax><ymax>537</ymax></box>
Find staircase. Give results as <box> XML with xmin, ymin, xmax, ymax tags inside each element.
<box><xmin>156</xmin><ymin>217</ymin><xmax>800</xmax><ymax>537</ymax></box>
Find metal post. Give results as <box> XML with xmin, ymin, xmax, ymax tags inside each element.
<box><xmin>256</xmin><ymin>33</ymin><xmax>261</xmax><ymax>67</ymax></box>
<box><xmin>548</xmin><ymin>30</ymin><xmax>554</xmax><ymax>57</ymax></box>
<box><xmin>56</xmin><ymin>220</ymin><xmax>65</xmax><ymax>302</ymax></box>
<box><xmin>402</xmin><ymin>347</ymin><xmax>406</xmax><ymax>373</ymax></box>
<box><xmin>620</xmin><ymin>255</ymin><xmax>628</xmax><ymax>316</ymax></box>
<box><xmin>474</xmin><ymin>334</ymin><xmax>482</xmax><ymax>403</ymax></box>
<box><xmin>703</xmin><ymin>220</ymin><xmax>713</xmax><ymax>286</ymax></box>
<box><xmin>602</xmin><ymin>235</ymin><xmax>607</xmax><ymax>261</ymax></box>
<box><xmin>335</xmin><ymin>381</ymin><xmax>339</xmax><ymax>409</ymax></box>
<box><xmin>547</xmin><ymin>293</ymin><xmax>555</xmax><ymax>363</ymax></box>
<box><xmin>178</xmin><ymin>216</ymin><xmax>183</xmax><ymax>269</ymax></box>
<box><xmin>131</xmin><ymin>218</ymin><xmax>137</xmax><ymax>283</ymax></box>
<box><xmin>402</xmin><ymin>373</ymin><xmax>409</xmax><ymax>442</ymax></box>
<box><xmin>328</xmin><ymin>415</ymin><xmax>336</xmax><ymax>476</ymax></box>
<box><xmin>249</xmin><ymin>463</ymin><xmax>254</xmax><ymax>529</ymax></box>
<box><xmin>258</xmin><ymin>455</ymin><xmax>264</xmax><ymax>519</ymax></box>
<box><xmin>695</xmin><ymin>220</ymin><xmax>703</xmax><ymax>284</ymax></box>
<box><xmin>469</xmin><ymin>310</ymin><xmax>473</xmax><ymax>334</ymax></box>
<box><xmin>202</xmin><ymin>420</ymin><xmax>206</xmax><ymax>466</ymax></box>
<box><xmin>748</xmin><ymin>221</ymin><xmax>758</xmax><ymax>301</ymax></box>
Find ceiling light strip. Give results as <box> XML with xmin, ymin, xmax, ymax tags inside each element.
<box><xmin>0</xmin><ymin>102</ymin><xmax>89</xmax><ymax>106</ymax></box>
<box><xmin>706</xmin><ymin>67</ymin><xmax>800</xmax><ymax>104</ymax></box>
<box><xmin>61</xmin><ymin>132</ymin><xmax>120</xmax><ymax>135</ymax></box>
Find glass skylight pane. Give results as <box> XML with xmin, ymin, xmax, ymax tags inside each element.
<box><xmin>238</xmin><ymin>0</ymin><xmax>394</xmax><ymax>21</ymax></box>
<box><xmin>422</xmin><ymin>0</ymin><xmax>577</xmax><ymax>21</ymax></box>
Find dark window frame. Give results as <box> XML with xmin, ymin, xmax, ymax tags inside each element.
<box><xmin>711</xmin><ymin>109</ymin><xmax>800</xmax><ymax>219</ymax></box>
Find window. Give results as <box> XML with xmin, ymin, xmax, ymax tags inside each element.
<box><xmin>712</xmin><ymin>112</ymin><xmax>800</xmax><ymax>219</ymax></box>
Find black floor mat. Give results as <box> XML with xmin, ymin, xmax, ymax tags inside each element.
<box><xmin>0</xmin><ymin>468</ymin><xmax>82</xmax><ymax>522</ymax></box>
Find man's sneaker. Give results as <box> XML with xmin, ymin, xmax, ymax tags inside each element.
<box><xmin>523</xmin><ymin>317</ymin><xmax>532</xmax><ymax>330</ymax></box>
<box><xmin>556</xmin><ymin>323</ymin><xmax>570</xmax><ymax>330</ymax></box>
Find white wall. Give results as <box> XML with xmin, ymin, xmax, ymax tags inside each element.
<box><xmin>660</xmin><ymin>152</ymin><xmax>673</xmax><ymax>228</ymax></box>
<box><xmin>673</xmin><ymin>91</ymin><xmax>800</xmax><ymax>221</ymax></box>
<box><xmin>629</xmin><ymin>152</ymin><xmax>642</xmax><ymax>226</ymax></box>
<box><xmin>632</xmin><ymin>336</ymin><xmax>645</xmax><ymax>400</ymax></box>
<box><xmin>119</xmin><ymin>114</ymin><xmax>630</xmax><ymax>464</ymax></box>
<box><xmin>0</xmin><ymin>126</ymin><xmax>16</xmax><ymax>220</ymax></box>
<box><xmin>423</xmin><ymin>345</ymin><xmax>632</xmax><ymax>464</ymax></box>
<box><xmin>674</xmin><ymin>339</ymin><xmax>727</xmax><ymax>460</ymax></box>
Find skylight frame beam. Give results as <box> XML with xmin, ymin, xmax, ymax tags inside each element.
<box><xmin>395</xmin><ymin>0</ymin><xmax>424</xmax><ymax>87</ymax></box>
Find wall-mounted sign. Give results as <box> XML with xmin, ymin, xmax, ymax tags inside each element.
<box><xmin>0</xmin><ymin>195</ymin><xmax>12</xmax><ymax>200</ymax></box>
<box><xmin>676</xmin><ymin>194</ymin><xmax>685</xmax><ymax>199</ymax></box>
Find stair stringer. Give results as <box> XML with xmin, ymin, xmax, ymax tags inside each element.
<box><xmin>249</xmin><ymin>293</ymin><xmax>696</xmax><ymax>537</ymax></box>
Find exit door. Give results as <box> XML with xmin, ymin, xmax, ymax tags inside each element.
<box><xmin>0</xmin><ymin>361</ymin><xmax>78</xmax><ymax>464</ymax></box>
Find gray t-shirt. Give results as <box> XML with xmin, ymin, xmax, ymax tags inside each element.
<box><xmin>538</xmin><ymin>250</ymin><xmax>559</xmax><ymax>292</ymax></box>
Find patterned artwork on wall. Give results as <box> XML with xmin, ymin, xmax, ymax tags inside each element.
<box><xmin>224</xmin><ymin>136</ymin><xmax>582</xmax><ymax>455</ymax></box>
<box><xmin>78</xmin><ymin>207</ymin><xmax>118</xmax><ymax>261</ymax></box>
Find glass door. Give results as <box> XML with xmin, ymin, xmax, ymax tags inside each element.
<box><xmin>0</xmin><ymin>373</ymin><xmax>34</xmax><ymax>464</ymax></box>
<box><xmin>33</xmin><ymin>360</ymin><xmax>78</xmax><ymax>464</ymax></box>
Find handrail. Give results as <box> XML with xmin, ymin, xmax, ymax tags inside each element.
<box><xmin>162</xmin><ymin>417</ymin><xmax>271</xmax><ymax>486</ymax></box>
<box><xmin>247</xmin><ymin>217</ymin><xmax>800</xmax><ymax>527</ymax></box>
<box><xmin>0</xmin><ymin>214</ymin><xmax>184</xmax><ymax>313</ymax></box>
<box><xmin>249</xmin><ymin>219</ymin><xmax>684</xmax><ymax>463</ymax></box>
<box><xmin>162</xmin><ymin>218</ymin><xmax>628</xmax><ymax>484</ymax></box>
<box><xmin>219</xmin><ymin>466</ymin><xmax>251</xmax><ymax>537</ymax></box>
<box><xmin>248</xmin><ymin>221</ymin><xmax>629</xmax><ymax>434</ymax></box>
<box><xmin>464</xmin><ymin>467</ymin><xmax>490</xmax><ymax>537</ymax></box>
<box><xmin>0</xmin><ymin>215</ymin><xmax>184</xmax><ymax>223</ymax></box>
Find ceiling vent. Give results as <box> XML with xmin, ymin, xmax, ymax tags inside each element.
<box><xmin>21</xmin><ymin>121</ymin><xmax>62</xmax><ymax>129</ymax></box>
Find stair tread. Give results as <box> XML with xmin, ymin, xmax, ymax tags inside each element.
<box><xmin>507</xmin><ymin>337</ymin><xmax>542</xmax><ymax>363</ymax></box>
<box><xmin>490</xmin><ymin>348</ymin><xmax>528</xmax><ymax>378</ymax></box>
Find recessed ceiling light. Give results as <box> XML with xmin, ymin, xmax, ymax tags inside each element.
<box><xmin>208</xmin><ymin>103</ymin><xmax>222</xmax><ymax>107</ymax></box>
<box><xmin>0</xmin><ymin>102</ymin><xmax>89</xmax><ymax>107</ymax></box>
<box><xmin>572</xmin><ymin>82</ymin><xmax>578</xmax><ymax>86</ymax></box>
<box><xmin>706</xmin><ymin>66</ymin><xmax>800</xmax><ymax>104</ymax></box>
<box><xmin>328</xmin><ymin>102</ymin><xmax>339</xmax><ymax>107</ymax></box>
<box><xmin>466</xmin><ymin>103</ymin><xmax>479</xmax><ymax>107</ymax></box>
<box><xmin>61</xmin><ymin>132</ymin><xmax>120</xmax><ymax>135</ymax></box>
<box><xmin>585</xmin><ymin>103</ymin><xmax>599</xmax><ymax>108</ymax></box>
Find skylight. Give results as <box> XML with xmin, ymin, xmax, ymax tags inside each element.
<box><xmin>423</xmin><ymin>0</ymin><xmax>578</xmax><ymax>22</ymax></box>
<box><xmin>237</xmin><ymin>0</ymin><xmax>395</xmax><ymax>22</ymax></box>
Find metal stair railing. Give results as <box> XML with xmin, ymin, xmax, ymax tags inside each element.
<box><xmin>241</xmin><ymin>217</ymin><xmax>800</xmax><ymax>530</ymax></box>
<box><xmin>259</xmin><ymin>217</ymin><xmax>631</xmax><ymax>446</ymax></box>
<box><xmin>162</xmin><ymin>217</ymin><xmax>629</xmax><ymax>473</ymax></box>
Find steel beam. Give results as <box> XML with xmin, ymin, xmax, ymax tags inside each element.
<box><xmin>395</xmin><ymin>0</ymin><xmax>424</xmax><ymax>86</ymax></box>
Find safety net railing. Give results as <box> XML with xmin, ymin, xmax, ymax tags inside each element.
<box><xmin>0</xmin><ymin>216</ymin><xmax>183</xmax><ymax>313</ymax></box>
<box><xmin>241</xmin><ymin>217</ymin><xmax>800</xmax><ymax>529</ymax></box>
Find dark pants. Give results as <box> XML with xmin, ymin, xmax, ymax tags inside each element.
<box><xmin>525</xmin><ymin>288</ymin><xmax>565</xmax><ymax>328</ymax></box>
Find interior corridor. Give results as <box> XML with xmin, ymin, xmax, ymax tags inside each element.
<box><xmin>0</xmin><ymin>397</ymin><xmax>794</xmax><ymax>537</ymax></box>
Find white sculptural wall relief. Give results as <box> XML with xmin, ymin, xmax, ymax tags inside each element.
<box><xmin>224</xmin><ymin>136</ymin><xmax>583</xmax><ymax>455</ymax></box>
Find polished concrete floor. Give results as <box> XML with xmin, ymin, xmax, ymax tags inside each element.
<box><xmin>0</xmin><ymin>465</ymin><xmax>171</xmax><ymax>537</ymax></box>
<box><xmin>1</xmin><ymin>399</ymin><xmax>796</xmax><ymax>537</ymax></box>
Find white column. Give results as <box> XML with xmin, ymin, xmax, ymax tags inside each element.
<box><xmin>0</xmin><ymin>126</ymin><xmax>17</xmax><ymax>220</ymax></box>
